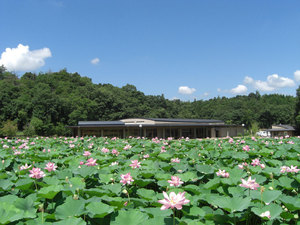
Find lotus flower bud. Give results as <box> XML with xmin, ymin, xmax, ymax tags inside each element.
<box><xmin>73</xmin><ymin>194</ymin><xmax>79</xmax><ymax>200</ymax></box>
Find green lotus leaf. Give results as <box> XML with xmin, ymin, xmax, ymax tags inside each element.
<box><xmin>280</xmin><ymin>195</ymin><xmax>300</xmax><ymax>210</ymax></box>
<box><xmin>195</xmin><ymin>164</ymin><xmax>214</xmax><ymax>174</ymax></box>
<box><xmin>55</xmin><ymin>197</ymin><xmax>85</xmax><ymax>220</ymax></box>
<box><xmin>86</xmin><ymin>201</ymin><xmax>114</xmax><ymax>218</ymax></box>
<box><xmin>111</xmin><ymin>209</ymin><xmax>149</xmax><ymax>225</ymax></box>
<box><xmin>262</xmin><ymin>190</ymin><xmax>282</xmax><ymax>204</ymax></box>
<box><xmin>136</xmin><ymin>188</ymin><xmax>157</xmax><ymax>201</ymax></box>
<box><xmin>15</xmin><ymin>178</ymin><xmax>34</xmax><ymax>191</ymax></box>
<box><xmin>52</xmin><ymin>217</ymin><xmax>86</xmax><ymax>225</ymax></box>
<box><xmin>204</xmin><ymin>178</ymin><xmax>220</xmax><ymax>189</ymax></box>
<box><xmin>38</xmin><ymin>185</ymin><xmax>63</xmax><ymax>199</ymax></box>
<box><xmin>251</xmin><ymin>203</ymin><xmax>282</xmax><ymax>220</ymax></box>
<box><xmin>157</xmin><ymin>153</ymin><xmax>172</xmax><ymax>161</ymax></box>
<box><xmin>0</xmin><ymin>202</ymin><xmax>23</xmax><ymax>224</ymax></box>
<box><xmin>210</xmin><ymin>195</ymin><xmax>251</xmax><ymax>213</ymax></box>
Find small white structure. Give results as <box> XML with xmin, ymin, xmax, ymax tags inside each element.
<box><xmin>256</xmin><ymin>130</ymin><xmax>271</xmax><ymax>137</ymax></box>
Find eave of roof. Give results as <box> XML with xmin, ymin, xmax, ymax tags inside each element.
<box><xmin>78</xmin><ymin>121</ymin><xmax>124</xmax><ymax>125</ymax></box>
<box><xmin>148</xmin><ymin>118</ymin><xmax>224</xmax><ymax>123</ymax></box>
<box><xmin>69</xmin><ymin>124</ymin><xmax>242</xmax><ymax>128</ymax></box>
<box><xmin>267</xmin><ymin>128</ymin><xmax>295</xmax><ymax>132</ymax></box>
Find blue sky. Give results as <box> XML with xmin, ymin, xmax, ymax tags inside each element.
<box><xmin>1</xmin><ymin>0</ymin><xmax>300</xmax><ymax>100</ymax></box>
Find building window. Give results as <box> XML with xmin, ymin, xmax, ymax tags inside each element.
<box><xmin>195</xmin><ymin>128</ymin><xmax>210</xmax><ymax>138</ymax></box>
<box><xmin>182</xmin><ymin>128</ymin><xmax>193</xmax><ymax>137</ymax></box>
<box><xmin>146</xmin><ymin>128</ymin><xmax>157</xmax><ymax>138</ymax></box>
<box><xmin>103</xmin><ymin>129</ymin><xmax>123</xmax><ymax>138</ymax></box>
<box><xmin>81</xmin><ymin>128</ymin><xmax>102</xmax><ymax>137</ymax></box>
<box><xmin>165</xmin><ymin>128</ymin><xmax>180</xmax><ymax>138</ymax></box>
<box><xmin>126</xmin><ymin>128</ymin><xmax>139</xmax><ymax>137</ymax></box>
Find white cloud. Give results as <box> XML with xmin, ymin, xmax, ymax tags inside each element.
<box><xmin>253</xmin><ymin>80</ymin><xmax>275</xmax><ymax>91</ymax></box>
<box><xmin>178</xmin><ymin>86</ymin><xmax>196</xmax><ymax>95</ymax></box>
<box><xmin>294</xmin><ymin>70</ymin><xmax>300</xmax><ymax>82</ymax></box>
<box><xmin>243</xmin><ymin>74</ymin><xmax>295</xmax><ymax>92</ymax></box>
<box><xmin>91</xmin><ymin>57</ymin><xmax>100</xmax><ymax>65</ymax></box>
<box><xmin>0</xmin><ymin>44</ymin><xmax>51</xmax><ymax>71</ymax></box>
<box><xmin>244</xmin><ymin>76</ymin><xmax>254</xmax><ymax>84</ymax></box>
<box><xmin>203</xmin><ymin>92</ymin><xmax>209</xmax><ymax>97</ymax></box>
<box><xmin>230</xmin><ymin>84</ymin><xmax>248</xmax><ymax>94</ymax></box>
<box><xmin>217</xmin><ymin>88</ymin><xmax>221</xmax><ymax>92</ymax></box>
<box><xmin>266</xmin><ymin>74</ymin><xmax>295</xmax><ymax>88</ymax></box>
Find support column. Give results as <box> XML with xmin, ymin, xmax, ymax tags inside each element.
<box><xmin>211</xmin><ymin>128</ymin><xmax>216</xmax><ymax>138</ymax></box>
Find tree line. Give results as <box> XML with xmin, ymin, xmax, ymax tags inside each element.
<box><xmin>0</xmin><ymin>66</ymin><xmax>298</xmax><ymax>136</ymax></box>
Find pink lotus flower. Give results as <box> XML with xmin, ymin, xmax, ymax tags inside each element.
<box><xmin>29</xmin><ymin>167</ymin><xmax>46</xmax><ymax>179</ymax></box>
<box><xmin>129</xmin><ymin>160</ymin><xmax>141</xmax><ymax>169</ymax></box>
<box><xmin>79</xmin><ymin>161</ymin><xmax>84</xmax><ymax>165</ymax></box>
<box><xmin>260</xmin><ymin>163</ymin><xmax>265</xmax><ymax>169</ymax></box>
<box><xmin>251</xmin><ymin>158</ymin><xmax>265</xmax><ymax>169</ymax></box>
<box><xmin>289</xmin><ymin>165</ymin><xmax>300</xmax><ymax>173</ymax></box>
<box><xmin>242</xmin><ymin>145</ymin><xmax>250</xmax><ymax>152</ymax></box>
<box><xmin>158</xmin><ymin>191</ymin><xmax>190</xmax><ymax>210</ymax></box>
<box><xmin>110</xmin><ymin>161</ymin><xmax>119</xmax><ymax>166</ymax></box>
<box><xmin>123</xmin><ymin>144</ymin><xmax>132</xmax><ymax>150</ymax></box>
<box><xmin>83</xmin><ymin>151</ymin><xmax>91</xmax><ymax>157</ymax></box>
<box><xmin>216</xmin><ymin>169</ymin><xmax>229</xmax><ymax>178</ymax></box>
<box><xmin>171</xmin><ymin>158</ymin><xmax>180</xmax><ymax>163</ymax></box>
<box><xmin>143</xmin><ymin>154</ymin><xmax>149</xmax><ymax>159</ymax></box>
<box><xmin>281</xmin><ymin>165</ymin><xmax>300</xmax><ymax>173</ymax></box>
<box><xmin>161</xmin><ymin>146</ymin><xmax>166</xmax><ymax>152</ymax></box>
<box><xmin>238</xmin><ymin>162</ymin><xmax>248</xmax><ymax>169</ymax></box>
<box><xmin>260</xmin><ymin>211</ymin><xmax>271</xmax><ymax>219</ymax></box>
<box><xmin>240</xmin><ymin>176</ymin><xmax>260</xmax><ymax>190</ymax></box>
<box><xmin>85</xmin><ymin>158</ymin><xmax>98</xmax><ymax>166</ymax></box>
<box><xmin>44</xmin><ymin>162</ymin><xmax>57</xmax><ymax>172</ymax></box>
<box><xmin>280</xmin><ymin>166</ymin><xmax>289</xmax><ymax>173</ymax></box>
<box><xmin>120</xmin><ymin>172</ymin><xmax>134</xmax><ymax>185</ymax></box>
<box><xmin>111</xmin><ymin>149</ymin><xmax>119</xmax><ymax>155</ymax></box>
<box><xmin>20</xmin><ymin>163</ymin><xmax>31</xmax><ymax>170</ymax></box>
<box><xmin>14</xmin><ymin>150</ymin><xmax>24</xmax><ymax>155</ymax></box>
<box><xmin>101</xmin><ymin>147</ymin><xmax>110</xmax><ymax>153</ymax></box>
<box><xmin>251</xmin><ymin>158</ymin><xmax>261</xmax><ymax>166</ymax></box>
<box><xmin>168</xmin><ymin>176</ymin><xmax>184</xmax><ymax>187</ymax></box>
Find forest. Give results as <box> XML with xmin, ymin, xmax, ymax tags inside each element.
<box><xmin>0</xmin><ymin>66</ymin><xmax>299</xmax><ymax>136</ymax></box>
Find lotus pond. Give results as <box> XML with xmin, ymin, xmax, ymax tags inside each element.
<box><xmin>1</xmin><ymin>136</ymin><xmax>300</xmax><ymax>225</ymax></box>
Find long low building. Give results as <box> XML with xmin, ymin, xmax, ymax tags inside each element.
<box><xmin>68</xmin><ymin>118</ymin><xmax>244</xmax><ymax>139</ymax></box>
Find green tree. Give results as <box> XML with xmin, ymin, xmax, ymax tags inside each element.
<box><xmin>0</xmin><ymin>120</ymin><xmax>18</xmax><ymax>137</ymax></box>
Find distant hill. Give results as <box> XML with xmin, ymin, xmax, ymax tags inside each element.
<box><xmin>0</xmin><ymin>67</ymin><xmax>296</xmax><ymax>136</ymax></box>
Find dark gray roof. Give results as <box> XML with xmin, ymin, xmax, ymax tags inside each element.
<box><xmin>267</xmin><ymin>124</ymin><xmax>295</xmax><ymax>132</ymax></box>
<box><xmin>75</xmin><ymin>118</ymin><xmax>226</xmax><ymax>128</ymax></box>
<box><xmin>149</xmin><ymin>118</ymin><xmax>223</xmax><ymax>123</ymax></box>
<box><xmin>78</xmin><ymin>121</ymin><xmax>124</xmax><ymax>126</ymax></box>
